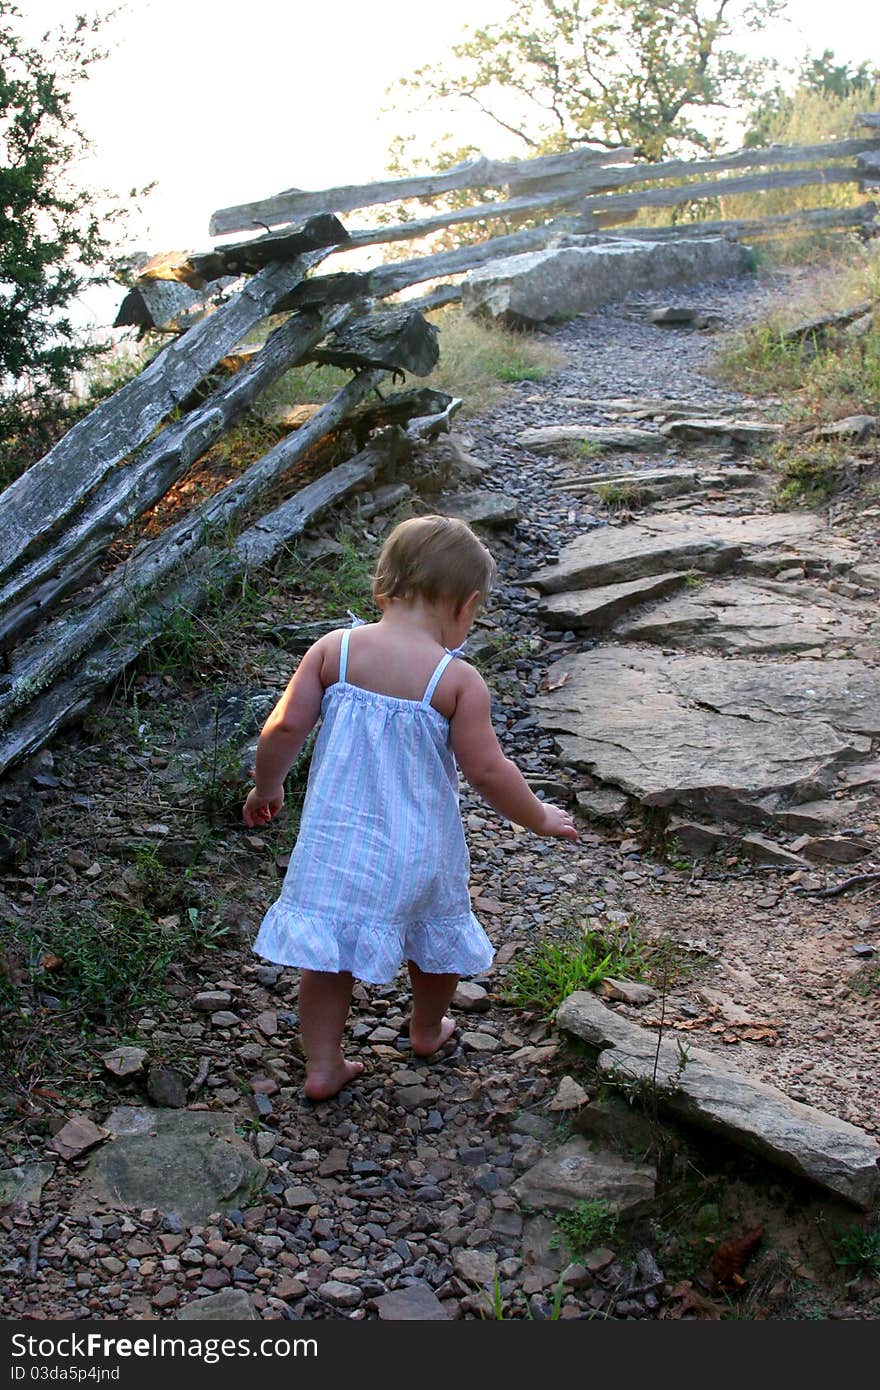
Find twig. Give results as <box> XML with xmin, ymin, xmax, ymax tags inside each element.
<box><xmin>26</xmin><ymin>1212</ymin><xmax>61</xmax><ymax>1279</ymax></box>
<box><xmin>794</xmin><ymin>872</ymin><xmax>880</xmax><ymax>899</ymax></box>
<box><xmin>187</xmin><ymin>1056</ymin><xmax>210</xmax><ymax>1098</ymax></box>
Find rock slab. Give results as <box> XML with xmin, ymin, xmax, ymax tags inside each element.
<box><xmin>177</xmin><ymin>1289</ymin><xmax>257</xmax><ymax>1320</ymax></box>
<box><xmin>556</xmin><ymin>991</ymin><xmax>880</xmax><ymax>1209</ymax></box>
<box><xmin>532</xmin><ymin>511</ymin><xmax>822</xmax><ymax>594</ymax></box>
<box><xmin>463</xmin><ymin>236</ymin><xmax>752</xmax><ymax>328</ymax></box>
<box><xmin>72</xmin><ymin>1108</ymin><xmax>266</xmax><ymax>1222</ymax></box>
<box><xmin>512</xmin><ymin>1136</ymin><xmax>656</xmax><ymax>1213</ymax></box>
<box><xmin>0</xmin><ymin>1161</ymin><xmax>55</xmax><ymax>1206</ymax></box>
<box><xmin>534</xmin><ymin>646</ymin><xmax>880</xmax><ymax>823</ymax></box>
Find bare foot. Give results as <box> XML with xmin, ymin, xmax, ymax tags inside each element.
<box><xmin>410</xmin><ymin>1015</ymin><xmax>456</xmax><ymax>1058</ymax></box>
<box><xmin>303</xmin><ymin>1059</ymin><xmax>364</xmax><ymax>1101</ymax></box>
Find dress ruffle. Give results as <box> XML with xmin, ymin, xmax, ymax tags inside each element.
<box><xmin>253</xmin><ymin>904</ymin><xmax>494</xmax><ymax>985</ymax></box>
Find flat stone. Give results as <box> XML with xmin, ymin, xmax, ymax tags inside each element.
<box><xmin>616</xmin><ymin>578</ymin><xmax>864</xmax><ymax>654</ymax></box>
<box><xmin>789</xmin><ymin>835</ymin><xmax>871</xmax><ymax>863</ymax></box>
<box><xmin>284</xmin><ymin>1186</ymin><xmax>319</xmax><ymax>1208</ymax></box>
<box><xmin>146</xmin><ymin>1064</ymin><xmax>188</xmax><ymax>1109</ymax></box>
<box><xmin>193</xmin><ymin>991</ymin><xmax>231</xmax><ymax>1013</ymax></box>
<box><xmin>520</xmin><ymin>425</ymin><xmax>666</xmax><ymax>457</ymax></box>
<box><xmin>661</xmin><ymin>418</ymin><xmax>782</xmax><ymax>445</ymax></box>
<box><xmin>817</xmin><ymin>414</ymin><xmax>876</xmax><ymax>442</ymax></box>
<box><xmin>317</xmin><ymin>1148</ymin><xmax>350</xmax><ymax>1177</ymax></box>
<box><xmin>572</xmin><ymin>1097</ymin><xmax>658</xmax><ymax>1153</ymax></box>
<box><xmin>540</xmin><ymin>572</ymin><xmax>689</xmax><ymax>631</ymax></box>
<box><xmin>550</xmin><ymin>1075</ymin><xmax>590</xmax><ymax>1110</ymax></box>
<box><xmin>373</xmin><ymin>1282</ymin><xmax>451</xmax><ymax>1320</ymax></box>
<box><xmin>533</xmin><ymin>646</ymin><xmax>880</xmax><ymax>824</ymax></box>
<box><xmin>461</xmin><ymin>1031</ymin><xmax>500</xmax><ymax>1053</ymax></box>
<box><xmin>522</xmin><ymin>1214</ymin><xmax>568</xmax><ymax>1273</ymax></box>
<box><xmin>0</xmin><ymin>1161</ymin><xmax>55</xmax><ymax>1206</ymax></box>
<box><xmin>71</xmin><ymin>1108</ymin><xmax>266</xmax><ymax>1222</ymax></box>
<box><xmin>575</xmin><ymin>787</ymin><xmax>630</xmax><ymax>822</ymax></box>
<box><xmin>598</xmin><ymin>978</ymin><xmax>657</xmax><ymax>1006</ymax></box>
<box><xmin>512</xmin><ymin>1137</ymin><xmax>656</xmax><ymax>1214</ymax></box>
<box><xmin>318</xmin><ymin>1279</ymin><xmax>362</xmax><ymax>1307</ymax></box>
<box><xmin>453</xmin><ymin>1248</ymin><xmax>497</xmax><ymax>1285</ymax></box>
<box><xmin>739</xmin><ymin>833</ymin><xmax>811</xmax><ymax>868</ymax></box>
<box><xmin>769</xmin><ymin>799</ymin><xmax>855</xmax><ymax>833</ymax></box>
<box><xmin>102</xmin><ymin>1046</ymin><xmax>148</xmax><ymax>1078</ymax></box>
<box><xmin>453</xmin><ymin>981</ymin><xmax>490</xmax><ymax>1012</ymax></box>
<box><xmin>463</xmin><ymin>236</ymin><xmax>751</xmax><ymax>329</ymax></box>
<box><xmin>441</xmin><ymin>489</ymin><xmax>521</xmax><ymax>528</ymax></box>
<box><xmin>532</xmin><ymin>511</ymin><xmax>822</xmax><ymax>594</ymax></box>
<box><xmin>556</xmin><ymin>991</ymin><xmax>880</xmax><ymax>1209</ymax></box>
<box><xmin>177</xmin><ymin>1289</ymin><xmax>256</xmax><ymax>1320</ymax></box>
<box><xmin>49</xmin><ymin>1116</ymin><xmax>109</xmax><ymax>1161</ymax></box>
<box><xmin>394</xmin><ymin>1085</ymin><xmax>438</xmax><ymax>1110</ymax></box>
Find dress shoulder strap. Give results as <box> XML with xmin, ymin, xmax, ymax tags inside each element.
<box><xmin>339</xmin><ymin>612</ymin><xmax>366</xmax><ymax>685</ymax></box>
<box><xmin>338</xmin><ymin>628</ymin><xmax>352</xmax><ymax>685</ymax></box>
<box><xmin>421</xmin><ymin>651</ymin><xmax>456</xmax><ymax>708</ymax></box>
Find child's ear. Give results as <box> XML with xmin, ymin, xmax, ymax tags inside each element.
<box><xmin>457</xmin><ymin>590</ymin><xmax>482</xmax><ymax>619</ymax></box>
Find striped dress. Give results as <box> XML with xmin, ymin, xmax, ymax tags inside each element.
<box><xmin>252</xmin><ymin>623</ymin><xmax>494</xmax><ymax>984</ymax></box>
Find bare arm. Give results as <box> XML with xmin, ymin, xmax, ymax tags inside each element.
<box><xmin>450</xmin><ymin>666</ymin><xmax>577</xmax><ymax>840</ymax></box>
<box><xmin>242</xmin><ymin>635</ymin><xmax>330</xmax><ymax>827</ymax></box>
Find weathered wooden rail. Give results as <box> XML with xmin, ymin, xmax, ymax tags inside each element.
<box><xmin>0</xmin><ymin>113</ymin><xmax>877</xmax><ymax>777</ymax></box>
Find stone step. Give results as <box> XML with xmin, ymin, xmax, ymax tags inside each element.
<box><xmin>556</xmin><ymin>991</ymin><xmax>880</xmax><ymax>1209</ymax></box>
<box><xmin>540</xmin><ymin>571</ymin><xmax>690</xmax><ymax>631</ymax></box>
<box><xmin>531</xmin><ymin>511</ymin><xmax>823</xmax><ymax>594</ymax></box>
<box><xmin>519</xmin><ymin>424</ymin><xmax>667</xmax><ymax>457</ymax></box>
<box><xmin>531</xmin><ymin>645</ymin><xmax>880</xmax><ymax>825</ymax></box>
<box><xmin>660</xmin><ymin>418</ymin><xmax>783</xmax><ymax>446</ymax></box>
<box><xmin>615</xmin><ymin>577</ymin><xmax>867</xmax><ymax>655</ymax></box>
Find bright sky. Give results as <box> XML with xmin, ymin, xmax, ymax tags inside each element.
<box><xmin>23</xmin><ymin>0</ymin><xmax>876</xmax><ymax>326</ymax></box>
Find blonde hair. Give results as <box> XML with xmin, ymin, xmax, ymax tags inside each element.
<box><xmin>372</xmin><ymin>515</ymin><xmax>496</xmax><ymax>611</ymax></box>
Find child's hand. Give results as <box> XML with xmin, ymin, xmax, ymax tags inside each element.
<box><xmin>243</xmin><ymin>786</ymin><xmax>284</xmax><ymax>827</ymax></box>
<box><xmin>537</xmin><ymin>802</ymin><xmax>579</xmax><ymax>841</ymax></box>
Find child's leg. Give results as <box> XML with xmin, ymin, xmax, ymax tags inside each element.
<box><xmin>408</xmin><ymin>960</ymin><xmax>458</xmax><ymax>1056</ymax></box>
<box><xmin>298</xmin><ymin>968</ymin><xmax>363</xmax><ymax>1100</ymax></box>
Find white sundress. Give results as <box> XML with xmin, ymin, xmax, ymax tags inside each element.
<box><xmin>252</xmin><ymin>620</ymin><xmax>495</xmax><ymax>984</ymax></box>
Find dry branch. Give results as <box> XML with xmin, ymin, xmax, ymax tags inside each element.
<box><xmin>182</xmin><ymin>214</ymin><xmax>350</xmax><ymax>288</ymax></box>
<box><xmin>279</xmin><ymin>223</ymin><xmax>554</xmax><ymax>313</ymax></box>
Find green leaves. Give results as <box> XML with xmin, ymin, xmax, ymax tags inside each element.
<box><xmin>0</xmin><ymin>4</ymin><xmax>138</xmax><ymax>400</ymax></box>
<box><xmin>387</xmin><ymin>0</ymin><xmax>789</xmax><ymax>163</ymax></box>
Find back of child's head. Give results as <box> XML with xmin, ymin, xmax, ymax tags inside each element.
<box><xmin>373</xmin><ymin>514</ymin><xmax>496</xmax><ymax>611</ymax></box>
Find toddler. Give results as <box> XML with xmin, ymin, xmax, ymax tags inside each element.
<box><xmin>243</xmin><ymin>514</ymin><xmax>577</xmax><ymax>1099</ymax></box>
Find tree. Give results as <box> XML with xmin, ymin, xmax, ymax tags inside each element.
<box><xmin>388</xmin><ymin>0</ymin><xmax>789</xmax><ymax>163</ymax></box>
<box><xmin>0</xmin><ymin>4</ymin><xmax>131</xmax><ymax>402</ymax></box>
<box><xmin>744</xmin><ymin>49</ymin><xmax>880</xmax><ymax>147</ymax></box>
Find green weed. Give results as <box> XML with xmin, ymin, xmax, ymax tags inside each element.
<box><xmin>423</xmin><ymin>307</ymin><xmax>563</xmax><ymax>415</ymax></box>
<box><xmin>552</xmin><ymin>1199</ymin><xmax>619</xmax><ymax>1256</ymax></box>
<box><xmin>290</xmin><ymin>528</ymin><xmax>378</xmax><ymax>621</ymax></box>
<box><xmin>577</xmin><ymin>439</ymin><xmax>602</xmax><ymax>460</ymax></box>
<box><xmin>773</xmin><ymin>442</ymin><xmax>843</xmax><ymax>507</ymax></box>
<box><xmin>504</xmin><ymin>925</ymin><xmax>646</xmax><ymax>1017</ymax></box>
<box><xmin>832</xmin><ymin>1224</ymin><xmax>880</xmax><ymax>1278</ymax></box>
